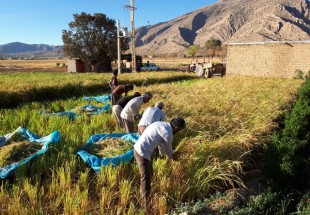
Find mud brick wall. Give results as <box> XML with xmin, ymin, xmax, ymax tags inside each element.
<box><xmin>227</xmin><ymin>41</ymin><xmax>310</xmax><ymax>77</ymax></box>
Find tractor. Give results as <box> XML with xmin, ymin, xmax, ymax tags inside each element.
<box><xmin>189</xmin><ymin>62</ymin><xmax>226</xmax><ymax>78</ymax></box>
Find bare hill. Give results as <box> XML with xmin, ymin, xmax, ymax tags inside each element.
<box><xmin>0</xmin><ymin>42</ymin><xmax>63</xmax><ymax>58</ymax></box>
<box><xmin>135</xmin><ymin>0</ymin><xmax>310</xmax><ymax>56</ymax></box>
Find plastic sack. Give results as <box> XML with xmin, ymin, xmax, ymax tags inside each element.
<box><xmin>0</xmin><ymin>127</ymin><xmax>61</xmax><ymax>179</ymax></box>
<box><xmin>77</xmin><ymin>133</ymin><xmax>139</xmax><ymax>172</ymax></box>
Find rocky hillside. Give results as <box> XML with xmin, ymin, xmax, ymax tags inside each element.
<box><xmin>0</xmin><ymin>42</ymin><xmax>63</xmax><ymax>58</ymax></box>
<box><xmin>135</xmin><ymin>0</ymin><xmax>310</xmax><ymax>55</ymax></box>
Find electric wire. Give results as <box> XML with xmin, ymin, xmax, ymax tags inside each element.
<box><xmin>134</xmin><ymin>0</ymin><xmax>151</xmax><ymax>25</ymax></box>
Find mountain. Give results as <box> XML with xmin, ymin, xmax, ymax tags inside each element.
<box><xmin>1</xmin><ymin>0</ymin><xmax>309</xmax><ymax>57</ymax></box>
<box><xmin>135</xmin><ymin>0</ymin><xmax>310</xmax><ymax>56</ymax></box>
<box><xmin>0</xmin><ymin>42</ymin><xmax>63</xmax><ymax>58</ymax></box>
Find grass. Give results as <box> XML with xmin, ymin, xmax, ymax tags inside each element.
<box><xmin>0</xmin><ymin>74</ymin><xmax>303</xmax><ymax>214</ymax></box>
<box><xmin>0</xmin><ymin>71</ymin><xmax>196</xmax><ymax>108</ymax></box>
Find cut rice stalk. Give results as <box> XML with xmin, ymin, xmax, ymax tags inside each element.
<box><xmin>87</xmin><ymin>138</ymin><xmax>133</xmax><ymax>158</ymax></box>
<box><xmin>0</xmin><ymin>140</ymin><xmax>42</xmax><ymax>166</ymax></box>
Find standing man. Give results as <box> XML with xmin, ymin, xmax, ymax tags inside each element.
<box><xmin>109</xmin><ymin>70</ymin><xmax>118</xmax><ymax>93</ymax></box>
<box><xmin>120</xmin><ymin>92</ymin><xmax>153</xmax><ymax>133</ymax></box>
<box><xmin>112</xmin><ymin>92</ymin><xmax>141</xmax><ymax>128</ymax></box>
<box><xmin>138</xmin><ymin>101</ymin><xmax>166</xmax><ymax>135</ymax></box>
<box><xmin>111</xmin><ymin>84</ymin><xmax>134</xmax><ymax>105</ymax></box>
<box><xmin>134</xmin><ymin>117</ymin><xmax>186</xmax><ymax>213</ymax></box>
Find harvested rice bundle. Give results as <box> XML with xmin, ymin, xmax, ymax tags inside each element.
<box><xmin>0</xmin><ymin>140</ymin><xmax>42</xmax><ymax>166</ymax></box>
<box><xmin>87</xmin><ymin>138</ymin><xmax>133</xmax><ymax>158</ymax></box>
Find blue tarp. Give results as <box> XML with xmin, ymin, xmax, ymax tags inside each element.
<box><xmin>0</xmin><ymin>127</ymin><xmax>61</xmax><ymax>179</ymax></box>
<box><xmin>83</xmin><ymin>94</ymin><xmax>111</xmax><ymax>103</ymax></box>
<box><xmin>77</xmin><ymin>133</ymin><xmax>140</xmax><ymax>172</ymax></box>
<box><xmin>40</xmin><ymin>103</ymin><xmax>110</xmax><ymax>120</ymax></box>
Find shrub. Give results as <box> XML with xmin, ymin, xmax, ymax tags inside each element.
<box><xmin>295</xmin><ymin>194</ymin><xmax>310</xmax><ymax>215</ymax></box>
<box><xmin>294</xmin><ymin>69</ymin><xmax>310</xmax><ymax>80</ymax></box>
<box><xmin>263</xmin><ymin>78</ymin><xmax>310</xmax><ymax>188</ymax></box>
<box><xmin>228</xmin><ymin>189</ymin><xmax>296</xmax><ymax>215</ymax></box>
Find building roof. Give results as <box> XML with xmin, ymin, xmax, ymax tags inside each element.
<box><xmin>228</xmin><ymin>40</ymin><xmax>310</xmax><ymax>45</ymax></box>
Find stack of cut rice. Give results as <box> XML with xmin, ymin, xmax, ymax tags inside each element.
<box><xmin>0</xmin><ymin>140</ymin><xmax>41</xmax><ymax>166</ymax></box>
<box><xmin>87</xmin><ymin>138</ymin><xmax>133</xmax><ymax>157</ymax></box>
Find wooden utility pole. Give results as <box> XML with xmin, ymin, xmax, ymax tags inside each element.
<box><xmin>130</xmin><ymin>0</ymin><xmax>136</xmax><ymax>72</ymax></box>
<box><xmin>125</xmin><ymin>0</ymin><xmax>136</xmax><ymax>73</ymax></box>
<box><xmin>117</xmin><ymin>19</ymin><xmax>121</xmax><ymax>75</ymax></box>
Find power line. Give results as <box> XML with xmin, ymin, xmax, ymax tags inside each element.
<box><xmin>134</xmin><ymin>0</ymin><xmax>151</xmax><ymax>25</ymax></box>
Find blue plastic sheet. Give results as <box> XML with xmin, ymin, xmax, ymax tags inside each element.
<box><xmin>40</xmin><ymin>103</ymin><xmax>110</xmax><ymax>120</ymax></box>
<box><xmin>83</xmin><ymin>94</ymin><xmax>111</xmax><ymax>103</ymax></box>
<box><xmin>0</xmin><ymin>127</ymin><xmax>61</xmax><ymax>179</ymax></box>
<box><xmin>77</xmin><ymin>133</ymin><xmax>140</xmax><ymax>172</ymax></box>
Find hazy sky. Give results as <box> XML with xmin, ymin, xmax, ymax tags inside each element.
<box><xmin>0</xmin><ymin>0</ymin><xmax>217</xmax><ymax>45</ymax></box>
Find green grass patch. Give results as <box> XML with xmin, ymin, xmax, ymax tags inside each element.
<box><xmin>264</xmin><ymin>78</ymin><xmax>310</xmax><ymax>189</ymax></box>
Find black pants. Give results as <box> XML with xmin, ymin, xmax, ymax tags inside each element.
<box><xmin>111</xmin><ymin>93</ymin><xmax>121</xmax><ymax>106</ymax></box>
<box><xmin>134</xmin><ymin>149</ymin><xmax>153</xmax><ymax>212</ymax></box>
<box><xmin>122</xmin><ymin>119</ymin><xmax>135</xmax><ymax>133</ymax></box>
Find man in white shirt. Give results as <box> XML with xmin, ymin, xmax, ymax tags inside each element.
<box><xmin>134</xmin><ymin>117</ymin><xmax>186</xmax><ymax>212</ymax></box>
<box><xmin>112</xmin><ymin>92</ymin><xmax>141</xmax><ymax>128</ymax></box>
<box><xmin>138</xmin><ymin>101</ymin><xmax>166</xmax><ymax>135</ymax></box>
<box><xmin>120</xmin><ymin>92</ymin><xmax>153</xmax><ymax>133</ymax></box>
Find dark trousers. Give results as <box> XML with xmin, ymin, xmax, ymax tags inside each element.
<box><xmin>122</xmin><ymin>118</ymin><xmax>135</xmax><ymax>133</ymax></box>
<box><xmin>111</xmin><ymin>93</ymin><xmax>121</xmax><ymax>106</ymax></box>
<box><xmin>134</xmin><ymin>149</ymin><xmax>153</xmax><ymax>212</ymax></box>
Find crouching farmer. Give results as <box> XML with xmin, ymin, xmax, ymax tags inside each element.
<box><xmin>133</xmin><ymin>117</ymin><xmax>186</xmax><ymax>213</ymax></box>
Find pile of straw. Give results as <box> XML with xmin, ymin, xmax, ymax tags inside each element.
<box><xmin>87</xmin><ymin>138</ymin><xmax>133</xmax><ymax>157</ymax></box>
<box><xmin>0</xmin><ymin>140</ymin><xmax>41</xmax><ymax>166</ymax></box>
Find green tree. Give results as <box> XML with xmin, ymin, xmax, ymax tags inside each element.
<box><xmin>205</xmin><ymin>38</ymin><xmax>222</xmax><ymax>59</ymax></box>
<box><xmin>62</xmin><ymin>12</ymin><xmax>129</xmax><ymax>72</ymax></box>
<box><xmin>187</xmin><ymin>45</ymin><xmax>199</xmax><ymax>60</ymax></box>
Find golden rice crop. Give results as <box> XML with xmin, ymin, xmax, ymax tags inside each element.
<box><xmin>0</xmin><ymin>74</ymin><xmax>304</xmax><ymax>214</ymax></box>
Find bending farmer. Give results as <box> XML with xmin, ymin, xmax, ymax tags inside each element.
<box><xmin>138</xmin><ymin>101</ymin><xmax>166</xmax><ymax>135</ymax></box>
<box><xmin>120</xmin><ymin>92</ymin><xmax>153</xmax><ymax>133</ymax></box>
<box><xmin>112</xmin><ymin>92</ymin><xmax>141</xmax><ymax>128</ymax></box>
<box><xmin>133</xmin><ymin>117</ymin><xmax>186</xmax><ymax>213</ymax></box>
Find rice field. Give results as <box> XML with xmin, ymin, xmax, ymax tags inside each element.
<box><xmin>0</xmin><ymin>74</ymin><xmax>303</xmax><ymax>214</ymax></box>
<box><xmin>0</xmin><ymin>71</ymin><xmax>196</xmax><ymax>108</ymax></box>
<box><xmin>0</xmin><ymin>59</ymin><xmax>67</xmax><ymax>69</ymax></box>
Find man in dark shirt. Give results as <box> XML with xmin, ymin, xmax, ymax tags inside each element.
<box><xmin>112</xmin><ymin>92</ymin><xmax>141</xmax><ymax>128</ymax></box>
<box><xmin>111</xmin><ymin>84</ymin><xmax>134</xmax><ymax>105</ymax></box>
<box><xmin>109</xmin><ymin>70</ymin><xmax>119</xmax><ymax>92</ymax></box>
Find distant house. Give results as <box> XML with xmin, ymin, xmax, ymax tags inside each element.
<box><xmin>227</xmin><ymin>41</ymin><xmax>310</xmax><ymax>77</ymax></box>
<box><xmin>67</xmin><ymin>58</ymin><xmax>113</xmax><ymax>73</ymax></box>
<box><xmin>67</xmin><ymin>58</ymin><xmax>91</xmax><ymax>73</ymax></box>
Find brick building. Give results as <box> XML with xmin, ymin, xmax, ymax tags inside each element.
<box><xmin>67</xmin><ymin>58</ymin><xmax>91</xmax><ymax>73</ymax></box>
<box><xmin>227</xmin><ymin>41</ymin><xmax>310</xmax><ymax>77</ymax></box>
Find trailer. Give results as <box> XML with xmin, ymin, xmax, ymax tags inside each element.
<box><xmin>189</xmin><ymin>62</ymin><xmax>226</xmax><ymax>78</ymax></box>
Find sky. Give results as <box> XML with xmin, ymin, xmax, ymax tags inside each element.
<box><xmin>0</xmin><ymin>0</ymin><xmax>217</xmax><ymax>46</ymax></box>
